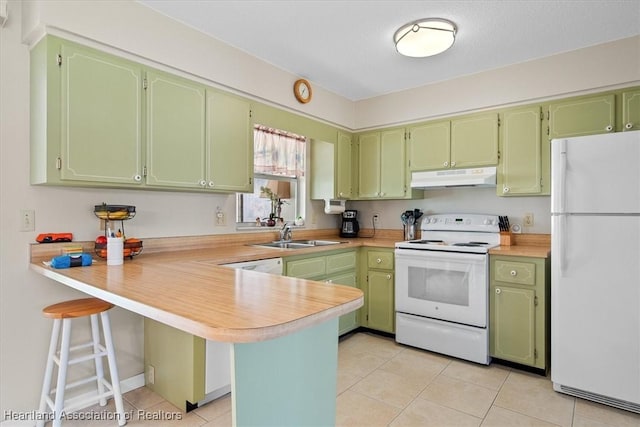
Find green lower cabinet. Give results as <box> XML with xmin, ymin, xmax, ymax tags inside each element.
<box><xmin>361</xmin><ymin>249</ymin><xmax>395</xmax><ymax>333</ymax></box>
<box><xmin>489</xmin><ymin>255</ymin><xmax>550</xmax><ymax>371</ymax></box>
<box><xmin>144</xmin><ymin>318</ymin><xmax>205</xmax><ymax>411</ymax></box>
<box><xmin>285</xmin><ymin>249</ymin><xmax>360</xmax><ymax>336</ymax></box>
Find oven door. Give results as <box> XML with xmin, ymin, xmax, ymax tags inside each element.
<box><xmin>395</xmin><ymin>248</ymin><xmax>488</xmax><ymax>327</ymax></box>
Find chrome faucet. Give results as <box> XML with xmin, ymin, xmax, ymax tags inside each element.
<box><xmin>279</xmin><ymin>222</ymin><xmax>292</xmax><ymax>241</ymax></box>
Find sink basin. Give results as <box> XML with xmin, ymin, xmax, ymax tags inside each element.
<box><xmin>251</xmin><ymin>240</ymin><xmax>345</xmax><ymax>249</ymax></box>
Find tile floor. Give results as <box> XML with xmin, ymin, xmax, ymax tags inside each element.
<box><xmin>65</xmin><ymin>332</ymin><xmax>640</xmax><ymax>426</ymax></box>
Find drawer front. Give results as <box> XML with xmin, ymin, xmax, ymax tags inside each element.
<box><xmin>326</xmin><ymin>251</ymin><xmax>357</xmax><ymax>275</ymax></box>
<box><xmin>367</xmin><ymin>250</ymin><xmax>394</xmax><ymax>270</ymax></box>
<box><xmin>286</xmin><ymin>256</ymin><xmax>326</xmax><ymax>279</ymax></box>
<box><xmin>495</xmin><ymin>260</ymin><xmax>536</xmax><ymax>285</ymax></box>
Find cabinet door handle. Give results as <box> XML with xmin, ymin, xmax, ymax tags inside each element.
<box><xmin>605</xmin><ymin>125</ymin><xmax>613</xmax><ymax>132</ymax></box>
<box><xmin>443</xmin><ymin>161</ymin><xmax>449</xmax><ymax>167</ymax></box>
<box><xmin>380</xmin><ymin>192</ymin><xmax>385</xmax><ymax>197</ymax></box>
<box><xmin>133</xmin><ymin>174</ymin><xmax>142</xmax><ymax>182</ymax></box>
<box><xmin>376</xmin><ymin>258</ymin><xmax>382</xmax><ymax>264</ymax></box>
<box><xmin>339</xmin><ymin>192</ymin><xmax>344</xmax><ymax>197</ymax></box>
<box><xmin>503</xmin><ymin>186</ymin><xmax>510</xmax><ymax>193</ymax></box>
<box><xmin>496</xmin><ymin>288</ymin><xmax>501</xmax><ymax>294</ymax></box>
<box><xmin>510</xmin><ymin>270</ymin><xmax>517</xmax><ymax>276</ymax></box>
<box><xmin>208</xmin><ymin>181</ymin><xmax>215</xmax><ymax>187</ymax></box>
<box><xmin>199</xmin><ymin>180</ymin><xmax>207</xmax><ymax>187</ymax></box>
<box><xmin>451</xmin><ymin>161</ymin><xmax>456</xmax><ymax>167</ymax></box>
<box><xmin>386</xmin><ymin>274</ymin><xmax>391</xmax><ymax>280</ymax></box>
<box><xmin>625</xmin><ymin>123</ymin><xmax>634</xmax><ymax>130</ymax></box>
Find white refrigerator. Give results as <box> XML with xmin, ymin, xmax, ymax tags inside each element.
<box><xmin>551</xmin><ymin>130</ymin><xmax>640</xmax><ymax>413</ymax></box>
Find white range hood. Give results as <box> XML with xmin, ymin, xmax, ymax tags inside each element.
<box><xmin>411</xmin><ymin>166</ymin><xmax>497</xmax><ymax>189</ymax></box>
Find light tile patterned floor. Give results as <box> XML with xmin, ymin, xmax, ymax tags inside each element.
<box><xmin>66</xmin><ymin>332</ymin><xmax>640</xmax><ymax>426</ymax></box>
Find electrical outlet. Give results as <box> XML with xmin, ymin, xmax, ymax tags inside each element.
<box><xmin>373</xmin><ymin>213</ymin><xmax>380</xmax><ymax>224</ymax></box>
<box><xmin>523</xmin><ymin>213</ymin><xmax>534</xmax><ymax>227</ymax></box>
<box><xmin>215</xmin><ymin>208</ymin><xmax>226</xmax><ymax>226</ymax></box>
<box><xmin>20</xmin><ymin>209</ymin><xmax>35</xmax><ymax>232</ymax></box>
<box><xmin>147</xmin><ymin>365</ymin><xmax>155</xmax><ymax>385</ymax></box>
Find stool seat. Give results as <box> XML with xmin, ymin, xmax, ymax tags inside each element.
<box><xmin>38</xmin><ymin>298</ymin><xmax>125</xmax><ymax>426</ymax></box>
<box><xmin>43</xmin><ymin>298</ymin><xmax>114</xmax><ymax>319</ymax></box>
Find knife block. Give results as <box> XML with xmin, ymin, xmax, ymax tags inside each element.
<box><xmin>500</xmin><ymin>231</ymin><xmax>513</xmax><ymax>246</ymax></box>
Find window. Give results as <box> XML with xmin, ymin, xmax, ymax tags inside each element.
<box><xmin>237</xmin><ymin>125</ymin><xmax>306</xmax><ymax>226</ymax></box>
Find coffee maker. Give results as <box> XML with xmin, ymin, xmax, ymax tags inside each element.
<box><xmin>340</xmin><ymin>210</ymin><xmax>360</xmax><ymax>238</ymax></box>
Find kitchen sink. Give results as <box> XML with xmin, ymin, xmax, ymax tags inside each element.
<box><xmin>251</xmin><ymin>239</ymin><xmax>345</xmax><ymax>249</ymax></box>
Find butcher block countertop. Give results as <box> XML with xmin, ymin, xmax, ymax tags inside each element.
<box><xmin>30</xmin><ymin>229</ymin><xmax>549</xmax><ymax>343</ymax></box>
<box><xmin>489</xmin><ymin>233</ymin><xmax>551</xmax><ymax>258</ymax></box>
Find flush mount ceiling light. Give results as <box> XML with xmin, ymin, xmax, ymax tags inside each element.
<box><xmin>394</xmin><ymin>18</ymin><xmax>457</xmax><ymax>58</ymax></box>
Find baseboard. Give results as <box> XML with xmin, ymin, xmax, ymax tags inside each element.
<box><xmin>1</xmin><ymin>373</ymin><xmax>145</xmax><ymax>426</ymax></box>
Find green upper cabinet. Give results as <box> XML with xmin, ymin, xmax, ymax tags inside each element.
<box><xmin>408</xmin><ymin>120</ymin><xmax>450</xmax><ymax>171</ymax></box>
<box><xmin>450</xmin><ymin>112</ymin><xmax>499</xmax><ymax>168</ymax></box>
<box><xmin>60</xmin><ymin>42</ymin><xmax>144</xmax><ymax>185</ymax></box>
<box><xmin>145</xmin><ymin>70</ymin><xmax>206</xmax><ymax>189</ymax></box>
<box><xmin>548</xmin><ymin>93</ymin><xmax>615</xmax><ymax>139</ymax></box>
<box><xmin>357</xmin><ymin>132</ymin><xmax>381</xmax><ymax>198</ymax></box>
<box><xmin>336</xmin><ymin>132</ymin><xmax>354</xmax><ymax>199</ymax></box>
<box><xmin>30</xmin><ymin>36</ymin><xmax>144</xmax><ymax>186</ymax></box>
<box><xmin>622</xmin><ymin>89</ymin><xmax>640</xmax><ymax>132</ymax></box>
<box><xmin>310</xmin><ymin>131</ymin><xmax>353</xmax><ymax>200</ymax></box>
<box><xmin>498</xmin><ymin>105</ymin><xmax>547</xmax><ymax>196</ymax></box>
<box><xmin>206</xmin><ymin>90</ymin><xmax>253</xmax><ymax>192</ymax></box>
<box><xmin>357</xmin><ymin>128</ymin><xmax>408</xmax><ymax>199</ymax></box>
<box><xmin>407</xmin><ymin>113</ymin><xmax>498</xmax><ymax>172</ymax></box>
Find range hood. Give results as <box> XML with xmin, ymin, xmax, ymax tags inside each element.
<box><xmin>411</xmin><ymin>166</ymin><xmax>497</xmax><ymax>189</ymax></box>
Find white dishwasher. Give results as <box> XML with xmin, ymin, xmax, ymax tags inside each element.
<box><xmin>202</xmin><ymin>258</ymin><xmax>284</xmax><ymax>404</ymax></box>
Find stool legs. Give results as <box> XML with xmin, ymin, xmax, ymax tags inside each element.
<box><xmin>37</xmin><ymin>319</ymin><xmax>61</xmax><ymax>427</ymax></box>
<box><xmin>38</xmin><ymin>309</ymin><xmax>126</xmax><ymax>426</ymax></box>
<box><xmin>90</xmin><ymin>314</ymin><xmax>107</xmax><ymax>407</ymax></box>
<box><xmin>101</xmin><ymin>311</ymin><xmax>126</xmax><ymax>426</ymax></box>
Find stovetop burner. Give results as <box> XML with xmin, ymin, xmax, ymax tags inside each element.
<box><xmin>452</xmin><ymin>241</ymin><xmax>490</xmax><ymax>247</ymax></box>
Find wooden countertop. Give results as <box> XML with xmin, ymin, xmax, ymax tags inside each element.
<box><xmin>29</xmin><ymin>230</ymin><xmax>550</xmax><ymax>343</ymax></box>
<box><xmin>30</xmin><ymin>234</ymin><xmax>373</xmax><ymax>344</ymax></box>
<box><xmin>489</xmin><ymin>233</ymin><xmax>551</xmax><ymax>258</ymax></box>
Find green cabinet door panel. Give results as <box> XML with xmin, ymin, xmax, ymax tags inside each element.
<box><xmin>498</xmin><ymin>106</ymin><xmax>543</xmax><ymax>196</ymax></box>
<box><xmin>60</xmin><ymin>42</ymin><xmax>143</xmax><ymax>184</ymax></box>
<box><xmin>285</xmin><ymin>256</ymin><xmax>327</xmax><ymax>279</ymax></box>
<box><xmin>367</xmin><ymin>250</ymin><xmax>394</xmax><ymax>270</ymax></box>
<box><xmin>367</xmin><ymin>270</ymin><xmax>395</xmax><ymax>333</ymax></box>
<box><xmin>357</xmin><ymin>132</ymin><xmax>381</xmax><ymax>198</ymax></box>
<box><xmin>494</xmin><ymin>260</ymin><xmax>536</xmax><ymax>285</ymax></box>
<box><xmin>310</xmin><ymin>139</ymin><xmax>336</xmax><ymax>200</ymax></box>
<box><xmin>548</xmin><ymin>94</ymin><xmax>615</xmax><ymax>139</ymax></box>
<box><xmin>622</xmin><ymin>89</ymin><xmax>640</xmax><ymax>131</ymax></box>
<box><xmin>490</xmin><ymin>286</ymin><xmax>536</xmax><ymax>366</ymax></box>
<box><xmin>144</xmin><ymin>318</ymin><xmax>205</xmax><ymax>410</ymax></box>
<box><xmin>326</xmin><ymin>271</ymin><xmax>359</xmax><ymax>335</ymax></box>
<box><xmin>336</xmin><ymin>132</ymin><xmax>353</xmax><ymax>199</ymax></box>
<box><xmin>145</xmin><ymin>70</ymin><xmax>206</xmax><ymax>188</ymax></box>
<box><xmin>326</xmin><ymin>250</ymin><xmax>357</xmax><ymax>275</ymax></box>
<box><xmin>450</xmin><ymin>113</ymin><xmax>499</xmax><ymax>168</ymax></box>
<box><xmin>408</xmin><ymin>120</ymin><xmax>450</xmax><ymax>171</ymax></box>
<box><xmin>207</xmin><ymin>90</ymin><xmax>253</xmax><ymax>192</ymax></box>
<box><xmin>380</xmin><ymin>128</ymin><xmax>406</xmax><ymax>198</ymax></box>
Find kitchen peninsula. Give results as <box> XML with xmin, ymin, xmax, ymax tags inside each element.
<box><xmin>30</xmin><ymin>240</ymin><xmax>364</xmax><ymax>426</ymax></box>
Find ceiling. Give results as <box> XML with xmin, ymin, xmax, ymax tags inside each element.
<box><xmin>136</xmin><ymin>1</ymin><xmax>640</xmax><ymax>101</ymax></box>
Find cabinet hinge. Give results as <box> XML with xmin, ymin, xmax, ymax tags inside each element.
<box><xmin>143</xmin><ymin>78</ymin><xmax>148</xmax><ymax>90</ymax></box>
<box><xmin>534</xmin><ymin>296</ymin><xmax>538</xmax><ymax>306</ymax></box>
<box><xmin>534</xmin><ymin>349</ymin><xmax>538</xmax><ymax>359</ymax></box>
<box><xmin>249</xmin><ymin>109</ymin><xmax>252</xmax><ymax>118</ymax></box>
<box><xmin>546</xmin><ymin>110</ymin><xmax>550</xmax><ymax>121</ymax></box>
<box><xmin>56</xmin><ymin>157</ymin><xmax>62</xmax><ymax>170</ymax></box>
<box><xmin>249</xmin><ymin>177</ymin><xmax>252</xmax><ymax>185</ymax></box>
<box><xmin>540</xmin><ymin>110</ymin><xmax>544</xmax><ymax>121</ymax></box>
<box><xmin>497</xmin><ymin>117</ymin><xmax>501</xmax><ymax>127</ymax></box>
<box><xmin>405</xmin><ymin>131</ymin><xmax>410</xmax><ymax>140</ymax></box>
<box><xmin>57</xmin><ymin>54</ymin><xmax>62</xmax><ymax>67</ymax></box>
<box><xmin>143</xmin><ymin>165</ymin><xmax>147</xmax><ymax>177</ymax></box>
<box><xmin>546</xmin><ymin>126</ymin><xmax>549</xmax><ymax>136</ymax></box>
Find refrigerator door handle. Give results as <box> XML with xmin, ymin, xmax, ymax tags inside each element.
<box><xmin>551</xmin><ymin>139</ymin><xmax>568</xmax><ymax>214</ymax></box>
<box><xmin>558</xmin><ymin>215</ymin><xmax>567</xmax><ymax>277</ymax></box>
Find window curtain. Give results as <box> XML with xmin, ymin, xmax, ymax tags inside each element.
<box><xmin>254</xmin><ymin>125</ymin><xmax>305</xmax><ymax>177</ymax></box>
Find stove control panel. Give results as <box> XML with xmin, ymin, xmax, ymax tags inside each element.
<box><xmin>421</xmin><ymin>214</ymin><xmax>500</xmax><ymax>232</ymax></box>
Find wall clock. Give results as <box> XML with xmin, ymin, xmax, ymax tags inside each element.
<box><xmin>293</xmin><ymin>79</ymin><xmax>312</xmax><ymax>104</ymax></box>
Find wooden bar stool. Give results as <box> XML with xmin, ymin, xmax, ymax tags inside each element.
<box><xmin>37</xmin><ymin>298</ymin><xmax>126</xmax><ymax>427</ymax></box>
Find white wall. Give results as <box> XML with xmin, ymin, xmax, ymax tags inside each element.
<box><xmin>1</xmin><ymin>0</ymin><xmax>639</xmax><ymax>416</ymax></box>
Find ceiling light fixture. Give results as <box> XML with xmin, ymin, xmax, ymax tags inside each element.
<box><xmin>394</xmin><ymin>18</ymin><xmax>457</xmax><ymax>58</ymax></box>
